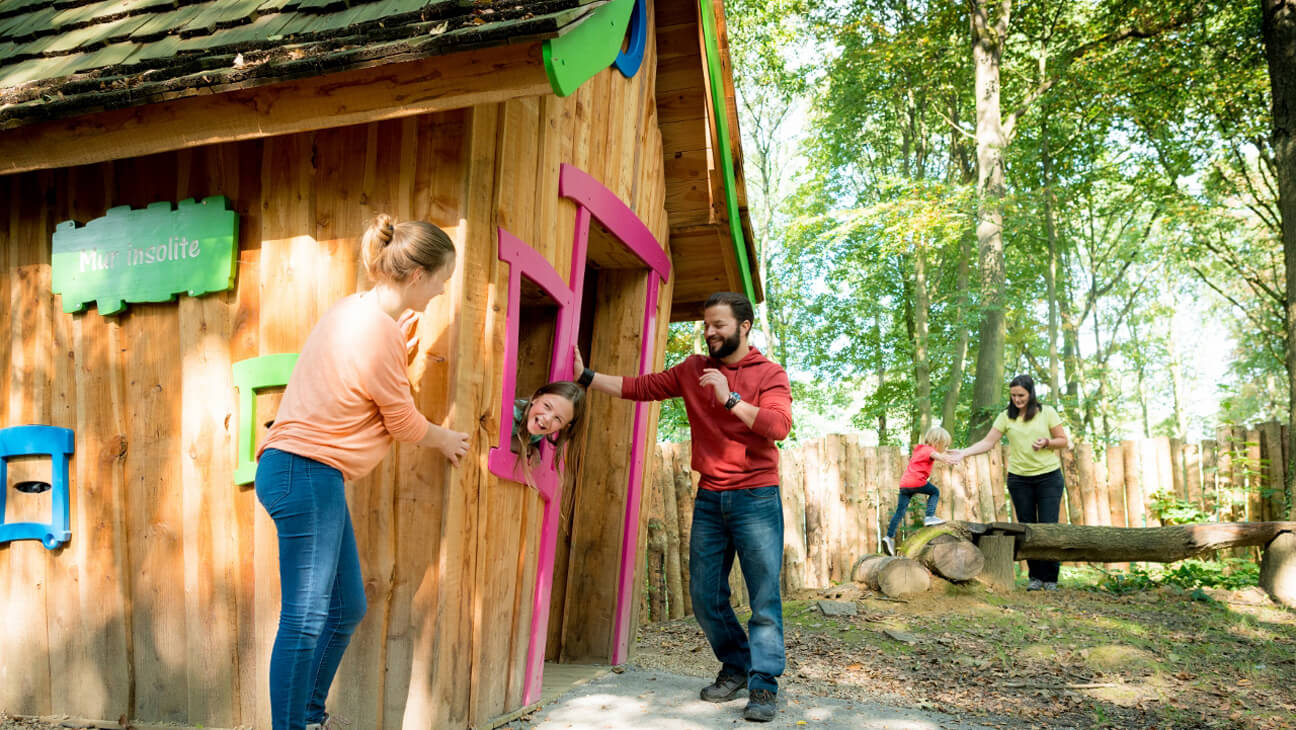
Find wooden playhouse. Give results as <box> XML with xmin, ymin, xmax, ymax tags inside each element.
<box><xmin>0</xmin><ymin>0</ymin><xmax>760</xmax><ymax>727</ymax></box>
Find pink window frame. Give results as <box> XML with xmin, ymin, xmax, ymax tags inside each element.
<box><xmin>489</xmin><ymin>164</ymin><xmax>670</xmax><ymax>705</ymax></box>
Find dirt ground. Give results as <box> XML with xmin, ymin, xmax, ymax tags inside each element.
<box><xmin>5</xmin><ymin>581</ymin><xmax>1294</xmax><ymax>729</ymax></box>
<box><xmin>631</xmin><ymin>582</ymin><xmax>1296</xmax><ymax>729</ymax></box>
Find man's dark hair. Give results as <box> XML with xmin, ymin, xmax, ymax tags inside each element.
<box><xmin>704</xmin><ymin>291</ymin><xmax>755</xmax><ymax>329</ymax></box>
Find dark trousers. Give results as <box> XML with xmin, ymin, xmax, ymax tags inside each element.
<box><xmin>1007</xmin><ymin>468</ymin><xmax>1065</xmax><ymax>583</ymax></box>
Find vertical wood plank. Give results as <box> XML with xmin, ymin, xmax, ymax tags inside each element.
<box><xmin>858</xmin><ymin>444</ymin><xmax>879</xmax><ymax>555</ymax></box>
<box><xmin>1</xmin><ymin>169</ymin><xmax>54</xmax><ymax>718</ymax></box>
<box><xmin>1123</xmin><ymin>441</ymin><xmax>1146</xmax><ymax>528</ymax></box>
<box><xmin>387</xmin><ymin>110</ymin><xmax>466</xmax><ymax>730</ymax></box>
<box><xmin>801</xmin><ymin>437</ymin><xmax>827</xmax><ymax>587</ymax></box>
<box><xmin>1261</xmin><ymin>421</ymin><xmax>1286</xmax><ymax>523</ymax></box>
<box><xmin>1184</xmin><ymin>442</ymin><xmax>1203</xmax><ymax>511</ymax></box>
<box><xmin>1106</xmin><ymin>446</ymin><xmax>1126</xmax><ymax>527</ymax></box>
<box><xmin>57</xmin><ymin>162</ymin><xmax>133</xmax><ymax>720</ymax></box>
<box><xmin>780</xmin><ymin>447</ymin><xmax>807</xmax><ymax>593</ymax></box>
<box><xmin>176</xmin><ymin>146</ymin><xmax>240</xmax><ymax>727</ymax></box>
<box><xmin>1201</xmin><ymin>438</ymin><xmax>1220</xmax><ymax>517</ymax></box>
<box><xmin>1247</xmin><ymin>427</ymin><xmax>1264</xmax><ymax>523</ymax></box>
<box><xmin>254</xmin><ymin>130</ymin><xmax>318</xmax><ymax>730</ymax></box>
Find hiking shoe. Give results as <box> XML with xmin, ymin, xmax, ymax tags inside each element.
<box><xmin>1042</xmin><ymin>581</ymin><xmax>1059</xmax><ymax>591</ymax></box>
<box><xmin>1026</xmin><ymin>578</ymin><xmax>1044</xmax><ymax>591</ymax></box>
<box><xmin>744</xmin><ymin>689</ymin><xmax>777</xmax><ymax>722</ymax></box>
<box><xmin>923</xmin><ymin>516</ymin><xmax>946</xmax><ymax>526</ymax></box>
<box><xmin>882</xmin><ymin>536</ymin><xmax>896</xmax><ymax>556</ymax></box>
<box><xmin>700</xmin><ymin>671</ymin><xmax>746</xmax><ymax>702</ymax></box>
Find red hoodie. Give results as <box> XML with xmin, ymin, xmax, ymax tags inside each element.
<box><xmin>622</xmin><ymin>348</ymin><xmax>793</xmax><ymax>491</ymax></box>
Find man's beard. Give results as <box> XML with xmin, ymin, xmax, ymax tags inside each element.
<box><xmin>708</xmin><ymin>331</ymin><xmax>741</xmax><ymax>359</ymax></box>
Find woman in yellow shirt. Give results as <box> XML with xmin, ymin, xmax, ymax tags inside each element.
<box><xmin>952</xmin><ymin>374</ymin><xmax>1069</xmax><ymax>591</ymax></box>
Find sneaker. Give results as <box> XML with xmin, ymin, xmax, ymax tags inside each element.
<box><xmin>1026</xmin><ymin>578</ymin><xmax>1044</xmax><ymax>591</ymax></box>
<box><xmin>881</xmin><ymin>536</ymin><xmax>896</xmax><ymax>556</ymax></box>
<box><xmin>923</xmin><ymin>516</ymin><xmax>946</xmax><ymax>526</ymax></box>
<box><xmin>700</xmin><ymin>671</ymin><xmax>746</xmax><ymax>702</ymax></box>
<box><xmin>744</xmin><ymin>689</ymin><xmax>777</xmax><ymax>722</ymax></box>
<box><xmin>1042</xmin><ymin>581</ymin><xmax>1058</xmax><ymax>591</ymax></box>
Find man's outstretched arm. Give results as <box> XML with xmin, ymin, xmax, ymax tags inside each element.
<box><xmin>573</xmin><ymin>346</ymin><xmax>623</xmax><ymax>396</ymax></box>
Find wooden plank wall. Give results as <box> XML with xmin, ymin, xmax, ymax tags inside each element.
<box><xmin>0</xmin><ymin>12</ymin><xmax>671</xmax><ymax>725</ymax></box>
<box><xmin>641</xmin><ymin>424</ymin><xmax>1296</xmax><ymax>623</ymax></box>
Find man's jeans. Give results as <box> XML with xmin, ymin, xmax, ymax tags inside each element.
<box><xmin>689</xmin><ymin>485</ymin><xmax>785</xmax><ymax>695</ymax></box>
<box><xmin>885</xmin><ymin>482</ymin><xmax>940</xmax><ymax>539</ymax></box>
<box><xmin>256</xmin><ymin>448</ymin><xmax>368</xmax><ymax>730</ymax></box>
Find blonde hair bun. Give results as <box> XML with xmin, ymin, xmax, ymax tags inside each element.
<box><xmin>360</xmin><ymin>214</ymin><xmax>455</xmax><ymax>283</ymax></box>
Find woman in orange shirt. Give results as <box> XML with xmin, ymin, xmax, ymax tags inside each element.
<box><xmin>255</xmin><ymin>216</ymin><xmax>470</xmax><ymax>730</ymax></box>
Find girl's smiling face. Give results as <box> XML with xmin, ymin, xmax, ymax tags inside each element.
<box><xmin>527</xmin><ymin>393</ymin><xmax>575</xmax><ymax>436</ymax></box>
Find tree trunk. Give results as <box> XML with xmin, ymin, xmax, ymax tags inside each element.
<box><xmin>1259</xmin><ymin>530</ymin><xmax>1296</xmax><ymax>608</ymax></box>
<box><xmin>914</xmin><ymin>238</ymin><xmax>932</xmax><ymax>434</ymax></box>
<box><xmin>853</xmin><ymin>555</ymin><xmax>931</xmax><ymax>597</ymax></box>
<box><xmin>1006</xmin><ymin>521</ymin><xmax>1296</xmax><ymax>562</ymax></box>
<box><xmin>910</xmin><ymin>533</ymin><xmax>985</xmax><ymax>582</ymax></box>
<box><xmin>967</xmin><ymin>0</ymin><xmax>1011</xmax><ymax>440</ymax></box>
<box><xmin>1042</xmin><ymin>99</ymin><xmax>1061</xmax><ymax>396</ymax></box>
<box><xmin>1263</xmin><ymin>0</ymin><xmax>1296</xmax><ymax>521</ymax></box>
<box><xmin>942</xmin><ymin>231</ymin><xmax>974</xmax><ymax>432</ymax></box>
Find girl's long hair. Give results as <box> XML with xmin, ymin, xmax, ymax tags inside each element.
<box><xmin>515</xmin><ymin>381</ymin><xmax>587</xmax><ymax>483</ymax></box>
<box><xmin>1006</xmin><ymin>374</ymin><xmax>1041</xmax><ymax>422</ymax></box>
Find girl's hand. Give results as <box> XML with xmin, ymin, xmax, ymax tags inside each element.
<box><xmin>699</xmin><ymin>368</ymin><xmax>729</xmax><ymax>404</ymax></box>
<box><xmin>1032</xmin><ymin>437</ymin><xmax>1049</xmax><ymax>451</ymax></box>
<box><xmin>573</xmin><ymin>346</ymin><xmax>585</xmax><ymax>376</ymax></box>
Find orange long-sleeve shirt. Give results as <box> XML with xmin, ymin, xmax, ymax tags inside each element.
<box><xmin>258</xmin><ymin>293</ymin><xmax>430</xmax><ymax>481</ymax></box>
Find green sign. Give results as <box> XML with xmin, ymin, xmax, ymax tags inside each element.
<box><xmin>52</xmin><ymin>196</ymin><xmax>238</xmax><ymax>315</ymax></box>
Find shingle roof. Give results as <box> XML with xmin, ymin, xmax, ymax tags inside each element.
<box><xmin>0</xmin><ymin>0</ymin><xmax>602</xmax><ymax>127</ymax></box>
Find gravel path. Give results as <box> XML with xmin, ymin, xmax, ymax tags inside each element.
<box><xmin>502</xmin><ymin>665</ymin><xmax>1020</xmax><ymax>730</ymax></box>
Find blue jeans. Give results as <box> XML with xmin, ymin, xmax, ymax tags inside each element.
<box><xmin>1007</xmin><ymin>469</ymin><xmax>1065</xmax><ymax>583</ymax></box>
<box><xmin>256</xmin><ymin>449</ymin><xmax>368</xmax><ymax>730</ymax></box>
<box><xmin>885</xmin><ymin>482</ymin><xmax>940</xmax><ymax>539</ymax></box>
<box><xmin>689</xmin><ymin>485</ymin><xmax>784</xmax><ymax>695</ymax></box>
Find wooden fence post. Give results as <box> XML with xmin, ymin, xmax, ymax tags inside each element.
<box><xmin>1124</xmin><ymin>440</ymin><xmax>1146</xmax><ymax>528</ymax></box>
<box><xmin>781</xmin><ymin>446</ymin><xmax>807</xmax><ymax>594</ymax></box>
<box><xmin>1201</xmin><ymin>438</ymin><xmax>1220</xmax><ymax>516</ymax></box>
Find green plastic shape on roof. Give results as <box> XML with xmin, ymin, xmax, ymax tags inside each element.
<box><xmin>541</xmin><ymin>0</ymin><xmax>635</xmax><ymax>97</ymax></box>
<box><xmin>698</xmin><ymin>0</ymin><xmax>755</xmax><ymax>302</ymax></box>
<box><xmin>232</xmin><ymin>353</ymin><xmax>299</xmax><ymax>485</ymax></box>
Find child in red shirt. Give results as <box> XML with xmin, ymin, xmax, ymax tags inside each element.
<box><xmin>883</xmin><ymin>426</ymin><xmax>958</xmax><ymax>555</ymax></box>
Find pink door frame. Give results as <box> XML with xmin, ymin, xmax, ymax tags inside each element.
<box><xmin>487</xmin><ymin>164</ymin><xmax>670</xmax><ymax>705</ymax></box>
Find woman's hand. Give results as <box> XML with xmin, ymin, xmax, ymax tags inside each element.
<box><xmin>1032</xmin><ymin>437</ymin><xmax>1050</xmax><ymax>451</ymax></box>
<box><xmin>699</xmin><ymin>368</ymin><xmax>729</xmax><ymax>404</ymax></box>
<box><xmin>573</xmin><ymin>345</ymin><xmax>585</xmax><ymax>375</ymax></box>
<box><xmin>428</xmin><ymin>425</ymin><xmax>470</xmax><ymax>466</ymax></box>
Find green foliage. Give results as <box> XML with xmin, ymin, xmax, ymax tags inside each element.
<box><xmin>1147</xmin><ymin>490</ymin><xmax>1211</xmax><ymax>526</ymax></box>
<box><xmin>1092</xmin><ymin>558</ymin><xmax>1260</xmax><ymax>595</ymax></box>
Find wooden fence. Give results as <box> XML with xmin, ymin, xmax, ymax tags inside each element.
<box><xmin>639</xmin><ymin>423</ymin><xmax>1294</xmax><ymax>622</ymax></box>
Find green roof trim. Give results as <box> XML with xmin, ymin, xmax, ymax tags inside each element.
<box><xmin>541</xmin><ymin>0</ymin><xmax>635</xmax><ymax>97</ymax></box>
<box><xmin>698</xmin><ymin>0</ymin><xmax>755</xmax><ymax>302</ymax></box>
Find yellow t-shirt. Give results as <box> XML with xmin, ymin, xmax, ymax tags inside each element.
<box><xmin>992</xmin><ymin>404</ymin><xmax>1063</xmax><ymax>476</ymax></box>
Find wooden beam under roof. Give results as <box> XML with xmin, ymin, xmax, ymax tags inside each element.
<box><xmin>0</xmin><ymin>41</ymin><xmax>549</xmax><ymax>176</ymax></box>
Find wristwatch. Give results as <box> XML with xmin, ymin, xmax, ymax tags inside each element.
<box><xmin>724</xmin><ymin>391</ymin><xmax>742</xmax><ymax>410</ymax></box>
<box><xmin>578</xmin><ymin>368</ymin><xmax>595</xmax><ymax>386</ymax></box>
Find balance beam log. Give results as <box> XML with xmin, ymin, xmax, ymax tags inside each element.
<box><xmin>1008</xmin><ymin>522</ymin><xmax>1296</xmax><ymax>563</ymax></box>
